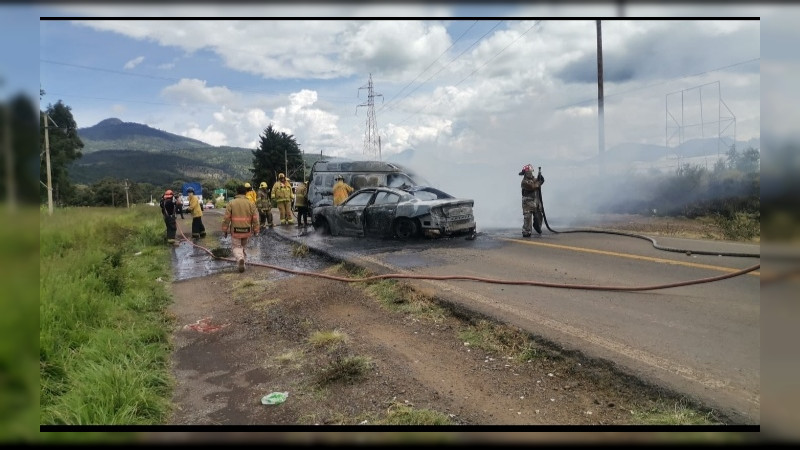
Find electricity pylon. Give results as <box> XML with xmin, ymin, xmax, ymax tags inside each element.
<box><xmin>357</xmin><ymin>73</ymin><xmax>383</xmax><ymax>161</ymax></box>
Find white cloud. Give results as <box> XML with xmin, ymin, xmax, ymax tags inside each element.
<box><xmin>160</xmin><ymin>79</ymin><xmax>237</xmax><ymax>105</ymax></box>
<box><xmin>123</xmin><ymin>56</ymin><xmax>144</xmax><ymax>69</ymax></box>
<box><xmin>183</xmin><ymin>124</ymin><xmax>227</xmax><ymax>147</ymax></box>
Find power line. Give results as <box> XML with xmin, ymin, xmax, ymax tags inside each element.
<box><xmin>378</xmin><ymin>20</ymin><xmax>479</xmax><ymax>113</ymax></box>
<box><xmin>40</xmin><ymin>59</ymin><xmax>356</xmax><ymax>104</ymax></box>
<box><xmin>393</xmin><ymin>20</ymin><xmax>540</xmax><ymax>128</ymax></box>
<box><xmin>555</xmin><ymin>57</ymin><xmax>760</xmax><ymax>110</ymax></box>
<box><xmin>380</xmin><ymin>20</ymin><xmax>505</xmax><ymax>115</ymax></box>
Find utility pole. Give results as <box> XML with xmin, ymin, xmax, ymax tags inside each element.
<box><xmin>124</xmin><ymin>179</ymin><xmax>130</xmax><ymax>208</ymax></box>
<box><xmin>42</xmin><ymin>112</ymin><xmax>54</xmax><ymax>215</ymax></box>
<box><xmin>3</xmin><ymin>104</ymin><xmax>15</xmax><ymax>212</ymax></box>
<box><xmin>596</xmin><ymin>20</ymin><xmax>606</xmax><ymax>174</ymax></box>
<box><xmin>357</xmin><ymin>73</ymin><xmax>383</xmax><ymax>161</ymax></box>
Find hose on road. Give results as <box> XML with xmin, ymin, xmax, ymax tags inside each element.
<box><xmin>537</xmin><ymin>190</ymin><xmax>760</xmax><ymax>258</ymax></box>
<box><xmin>176</xmin><ymin>220</ymin><xmax>759</xmax><ymax>292</ymax></box>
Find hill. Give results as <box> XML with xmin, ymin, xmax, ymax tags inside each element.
<box><xmin>70</xmin><ymin>118</ymin><xmax>255</xmax><ymax>185</ymax></box>
<box><xmin>70</xmin><ymin>118</ymin><xmax>327</xmax><ymax>185</ymax></box>
<box><xmin>78</xmin><ymin>118</ymin><xmax>212</xmax><ymax>153</ymax></box>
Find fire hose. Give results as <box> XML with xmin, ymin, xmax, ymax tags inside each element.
<box><xmin>176</xmin><ymin>216</ymin><xmax>760</xmax><ymax>292</ymax></box>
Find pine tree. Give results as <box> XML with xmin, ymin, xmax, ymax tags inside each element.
<box><xmin>251</xmin><ymin>124</ymin><xmax>303</xmax><ymax>186</ymax></box>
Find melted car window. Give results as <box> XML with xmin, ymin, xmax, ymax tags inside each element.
<box><xmin>373</xmin><ymin>192</ymin><xmax>400</xmax><ymax>205</ymax></box>
<box><xmin>344</xmin><ymin>191</ymin><xmax>374</xmax><ymax>206</ymax></box>
<box><xmin>387</xmin><ymin>173</ymin><xmax>414</xmax><ymax>188</ymax></box>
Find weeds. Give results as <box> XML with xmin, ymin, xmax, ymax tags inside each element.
<box><xmin>458</xmin><ymin>319</ymin><xmax>541</xmax><ymax>362</ymax></box>
<box><xmin>313</xmin><ymin>355</ymin><xmax>373</xmax><ymax>386</ymax></box>
<box><xmin>291</xmin><ymin>243</ymin><xmax>310</xmax><ymax>257</ymax></box>
<box><xmin>40</xmin><ymin>207</ymin><xmax>175</xmax><ymax>427</ymax></box>
<box><xmin>631</xmin><ymin>398</ymin><xmax>721</xmax><ymax>425</ymax></box>
<box><xmin>308</xmin><ymin>329</ymin><xmax>348</xmax><ymax>350</ymax></box>
<box><xmin>377</xmin><ymin>401</ymin><xmax>454</xmax><ymax>425</ymax></box>
<box><xmin>366</xmin><ymin>280</ymin><xmax>446</xmax><ymax>322</ymax></box>
<box><xmin>712</xmin><ymin>211</ymin><xmax>760</xmax><ymax>241</ymax></box>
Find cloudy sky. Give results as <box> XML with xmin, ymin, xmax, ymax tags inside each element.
<box><xmin>40</xmin><ymin>16</ymin><xmax>760</xmax><ymax>162</ymax></box>
<box><xmin>33</xmin><ymin>6</ymin><xmax>769</xmax><ymax>226</ymax></box>
<box><xmin>3</xmin><ymin>2</ymin><xmax>791</xmax><ymax>227</ymax></box>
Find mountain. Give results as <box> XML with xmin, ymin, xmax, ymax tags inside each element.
<box><xmin>78</xmin><ymin>118</ymin><xmax>212</xmax><ymax>153</ymax></box>
<box><xmin>70</xmin><ymin>118</ymin><xmax>254</xmax><ymax>185</ymax></box>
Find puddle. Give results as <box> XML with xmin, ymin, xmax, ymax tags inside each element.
<box><xmin>171</xmin><ymin>231</ymin><xmax>333</xmax><ymax>282</ymax></box>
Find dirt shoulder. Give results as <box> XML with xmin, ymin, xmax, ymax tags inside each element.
<box><xmin>155</xmin><ymin>212</ymin><xmax>732</xmax><ymax>433</ymax></box>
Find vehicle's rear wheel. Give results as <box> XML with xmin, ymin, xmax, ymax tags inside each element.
<box><xmin>393</xmin><ymin>217</ymin><xmax>419</xmax><ymax>240</ymax></box>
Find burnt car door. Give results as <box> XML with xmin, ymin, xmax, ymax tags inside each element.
<box><xmin>364</xmin><ymin>189</ymin><xmax>401</xmax><ymax>237</ymax></box>
<box><xmin>332</xmin><ymin>190</ymin><xmax>376</xmax><ymax>236</ymax></box>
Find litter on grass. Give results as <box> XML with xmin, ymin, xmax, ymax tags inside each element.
<box><xmin>261</xmin><ymin>392</ymin><xmax>289</xmax><ymax>405</ymax></box>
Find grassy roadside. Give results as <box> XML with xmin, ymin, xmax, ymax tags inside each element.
<box><xmin>39</xmin><ymin>206</ymin><xmax>175</xmax><ymax>439</ymax></box>
<box><xmin>0</xmin><ymin>206</ymin><xmax>40</xmax><ymax>442</ymax></box>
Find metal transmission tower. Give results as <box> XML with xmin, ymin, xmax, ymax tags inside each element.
<box><xmin>357</xmin><ymin>73</ymin><xmax>383</xmax><ymax>161</ymax></box>
<box><xmin>665</xmin><ymin>81</ymin><xmax>736</xmax><ymax>168</ymax></box>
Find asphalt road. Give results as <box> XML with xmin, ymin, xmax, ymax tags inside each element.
<box><xmin>270</xmin><ymin>223</ymin><xmax>761</xmax><ymax>425</ymax></box>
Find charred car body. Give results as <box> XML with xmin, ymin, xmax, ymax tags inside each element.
<box><xmin>307</xmin><ymin>160</ymin><xmax>430</xmax><ymax>211</ymax></box>
<box><xmin>312</xmin><ymin>185</ymin><xmax>476</xmax><ymax>239</ymax></box>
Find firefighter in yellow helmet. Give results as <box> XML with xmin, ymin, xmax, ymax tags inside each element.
<box><xmin>271</xmin><ymin>173</ymin><xmax>295</xmax><ymax>224</ymax></box>
<box><xmin>244</xmin><ymin>182</ymin><xmax>257</xmax><ymax>204</ymax></box>
<box><xmin>332</xmin><ymin>174</ymin><xmax>353</xmax><ymax>206</ymax></box>
<box><xmin>256</xmin><ymin>181</ymin><xmax>274</xmax><ymax>231</ymax></box>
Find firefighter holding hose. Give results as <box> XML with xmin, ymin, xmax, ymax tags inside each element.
<box><xmin>519</xmin><ymin>164</ymin><xmax>545</xmax><ymax>237</ymax></box>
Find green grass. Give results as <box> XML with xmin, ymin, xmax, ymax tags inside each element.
<box><xmin>458</xmin><ymin>319</ymin><xmax>542</xmax><ymax>362</ymax></box>
<box><xmin>0</xmin><ymin>206</ymin><xmax>41</xmax><ymax>442</ymax></box>
<box><xmin>365</xmin><ymin>279</ymin><xmax>447</xmax><ymax>323</ymax></box>
<box><xmin>376</xmin><ymin>401</ymin><xmax>454</xmax><ymax>425</ymax></box>
<box><xmin>631</xmin><ymin>399</ymin><xmax>722</xmax><ymax>426</ymax></box>
<box><xmin>39</xmin><ymin>206</ymin><xmax>175</xmax><ymax>432</ymax></box>
<box><xmin>308</xmin><ymin>329</ymin><xmax>348</xmax><ymax>350</ymax></box>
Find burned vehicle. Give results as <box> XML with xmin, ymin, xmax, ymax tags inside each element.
<box><xmin>307</xmin><ymin>160</ymin><xmax>430</xmax><ymax>211</ymax></box>
<box><xmin>312</xmin><ymin>185</ymin><xmax>476</xmax><ymax>240</ymax></box>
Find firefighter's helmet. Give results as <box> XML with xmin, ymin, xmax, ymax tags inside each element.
<box><xmin>259</xmin><ymin>182</ymin><xmax>267</xmax><ymax>189</ymax></box>
<box><xmin>335</xmin><ymin>174</ymin><xmax>344</xmax><ymax>181</ymax></box>
<box><xmin>244</xmin><ymin>182</ymin><xmax>251</xmax><ymax>189</ymax></box>
<box><xmin>187</xmin><ymin>187</ymin><xmax>194</xmax><ymax>193</ymax></box>
<box><xmin>518</xmin><ymin>164</ymin><xmax>534</xmax><ymax>176</ymax></box>
<box><xmin>278</xmin><ymin>173</ymin><xmax>285</xmax><ymax>179</ymax></box>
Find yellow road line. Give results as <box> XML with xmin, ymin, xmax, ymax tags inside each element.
<box><xmin>501</xmin><ymin>238</ymin><xmax>760</xmax><ymax>276</ymax></box>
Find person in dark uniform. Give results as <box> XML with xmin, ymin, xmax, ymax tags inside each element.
<box><xmin>159</xmin><ymin>189</ymin><xmax>179</xmax><ymax>245</ymax></box>
<box><xmin>519</xmin><ymin>164</ymin><xmax>545</xmax><ymax>237</ymax></box>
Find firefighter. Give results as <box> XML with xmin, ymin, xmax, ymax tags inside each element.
<box><xmin>332</xmin><ymin>174</ymin><xmax>353</xmax><ymax>206</ymax></box>
<box><xmin>186</xmin><ymin>187</ymin><xmax>207</xmax><ymax>239</ymax></box>
<box><xmin>256</xmin><ymin>181</ymin><xmax>274</xmax><ymax>231</ymax></box>
<box><xmin>294</xmin><ymin>180</ymin><xmax>310</xmax><ymax>228</ymax></box>
<box><xmin>222</xmin><ymin>184</ymin><xmax>260</xmax><ymax>273</ymax></box>
<box><xmin>519</xmin><ymin>164</ymin><xmax>545</xmax><ymax>237</ymax></box>
<box><xmin>159</xmin><ymin>189</ymin><xmax>178</xmax><ymax>245</ymax></box>
<box><xmin>245</xmin><ymin>182</ymin><xmax>257</xmax><ymax>205</ymax></box>
<box><xmin>271</xmin><ymin>173</ymin><xmax>295</xmax><ymax>225</ymax></box>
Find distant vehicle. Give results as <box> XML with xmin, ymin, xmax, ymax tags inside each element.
<box><xmin>312</xmin><ymin>185</ymin><xmax>476</xmax><ymax>240</ymax></box>
<box><xmin>307</xmin><ymin>160</ymin><xmax>430</xmax><ymax>212</ymax></box>
<box><xmin>204</xmin><ymin>202</ymin><xmax>215</xmax><ymax>209</ymax></box>
<box><xmin>180</xmin><ymin>182</ymin><xmax>203</xmax><ymax>213</ymax></box>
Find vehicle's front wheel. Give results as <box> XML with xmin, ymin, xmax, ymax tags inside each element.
<box><xmin>313</xmin><ymin>217</ymin><xmax>330</xmax><ymax>235</ymax></box>
<box><xmin>393</xmin><ymin>217</ymin><xmax>419</xmax><ymax>240</ymax></box>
